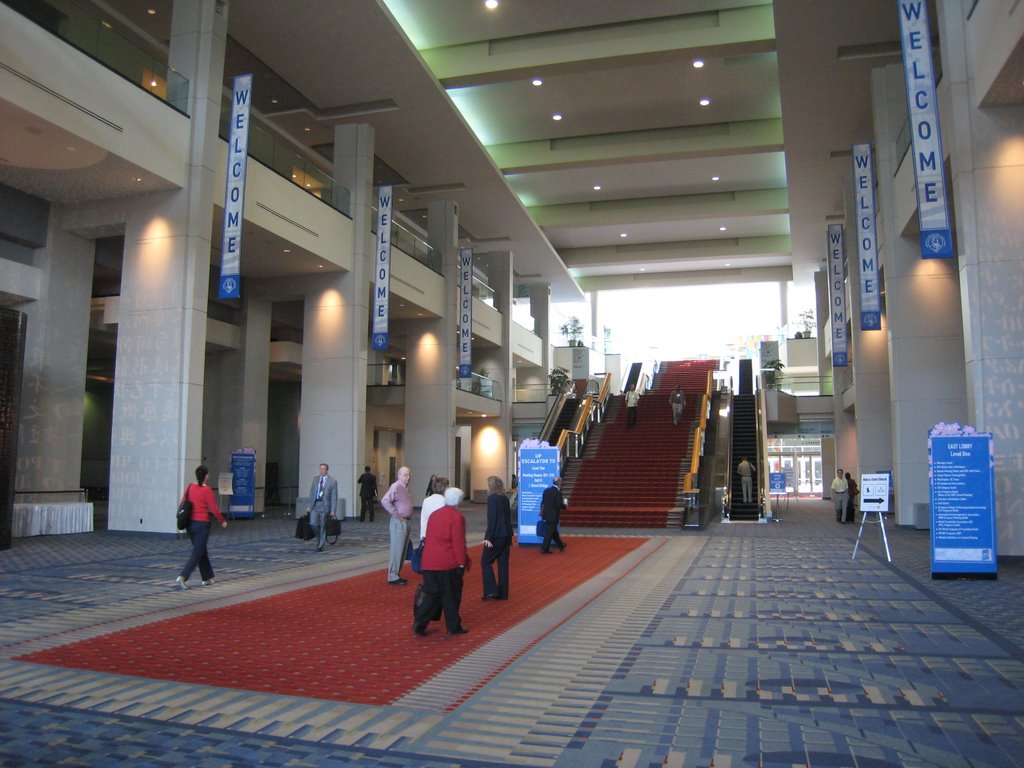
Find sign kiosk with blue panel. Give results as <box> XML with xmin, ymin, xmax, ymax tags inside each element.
<box><xmin>928</xmin><ymin>424</ymin><xmax>997</xmax><ymax>579</ymax></box>
<box><xmin>228</xmin><ymin>449</ymin><xmax>256</xmax><ymax>519</ymax></box>
<box><xmin>517</xmin><ymin>445</ymin><xmax>560</xmax><ymax>546</ymax></box>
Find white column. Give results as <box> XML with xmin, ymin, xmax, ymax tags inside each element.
<box><xmin>939</xmin><ymin>4</ymin><xmax>1024</xmax><ymax>554</ymax></box>
<box><xmin>16</xmin><ymin>215</ymin><xmax>93</xmax><ymax>494</ymax></box>
<box><xmin>107</xmin><ymin>0</ymin><xmax>225</xmax><ymax>531</ymax></box>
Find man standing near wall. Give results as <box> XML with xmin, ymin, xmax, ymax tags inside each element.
<box><xmin>381</xmin><ymin>466</ymin><xmax>413</xmax><ymax>584</ymax></box>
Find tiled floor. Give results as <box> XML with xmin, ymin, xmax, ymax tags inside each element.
<box><xmin>1</xmin><ymin>501</ymin><xmax>1023</xmax><ymax>767</ymax></box>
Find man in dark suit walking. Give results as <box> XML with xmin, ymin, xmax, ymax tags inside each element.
<box><xmin>357</xmin><ymin>465</ymin><xmax>377</xmax><ymax>522</ymax></box>
<box><xmin>539</xmin><ymin>476</ymin><xmax>567</xmax><ymax>554</ymax></box>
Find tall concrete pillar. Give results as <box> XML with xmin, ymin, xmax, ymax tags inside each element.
<box><xmin>107</xmin><ymin>0</ymin><xmax>225</xmax><ymax>531</ymax></box>
<box><xmin>939</xmin><ymin>5</ymin><xmax>1024</xmax><ymax>554</ymax></box>
<box><xmin>870</xmin><ymin>64</ymin><xmax>965</xmax><ymax>524</ymax></box>
<box><xmin>403</xmin><ymin>200</ymin><xmax>459</xmax><ymax>504</ymax></box>
<box><xmin>16</xmin><ymin>217</ymin><xmax>93</xmax><ymax>496</ymax></box>
<box><xmin>330</xmin><ymin>123</ymin><xmax>374</xmax><ymax>510</ymax></box>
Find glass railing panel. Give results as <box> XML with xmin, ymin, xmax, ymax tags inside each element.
<box><xmin>219</xmin><ymin>109</ymin><xmax>352</xmax><ymax>217</ymax></box>
<box><xmin>473</xmin><ymin>278</ymin><xmax>496</xmax><ymax>308</ymax></box>
<box><xmin>456</xmin><ymin>373</ymin><xmax>501</xmax><ymax>400</ymax></box>
<box><xmin>7</xmin><ymin>0</ymin><xmax>191</xmax><ymax>114</ymax></box>
<box><xmin>367</xmin><ymin>362</ymin><xmax>406</xmax><ymax>386</ymax></box>
<box><xmin>513</xmin><ymin>384</ymin><xmax>548</xmax><ymax>403</ymax></box>
<box><xmin>371</xmin><ymin>207</ymin><xmax>441</xmax><ymax>274</ymax></box>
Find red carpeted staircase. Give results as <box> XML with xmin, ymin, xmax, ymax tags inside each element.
<box><xmin>563</xmin><ymin>359</ymin><xmax>716</xmax><ymax>527</ymax></box>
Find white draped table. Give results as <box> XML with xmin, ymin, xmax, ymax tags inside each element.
<box><xmin>12</xmin><ymin>503</ymin><xmax>94</xmax><ymax>537</ymax></box>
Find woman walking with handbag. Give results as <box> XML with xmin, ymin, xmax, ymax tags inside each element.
<box><xmin>176</xmin><ymin>465</ymin><xmax>227</xmax><ymax>589</ymax></box>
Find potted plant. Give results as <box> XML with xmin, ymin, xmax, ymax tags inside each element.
<box><xmin>559</xmin><ymin>316</ymin><xmax>583</xmax><ymax>346</ymax></box>
<box><xmin>761</xmin><ymin>359</ymin><xmax>785</xmax><ymax>390</ymax></box>
<box><xmin>797</xmin><ymin>309</ymin><xmax>815</xmax><ymax>338</ymax></box>
<box><xmin>548</xmin><ymin>366</ymin><xmax>571</xmax><ymax>396</ymax></box>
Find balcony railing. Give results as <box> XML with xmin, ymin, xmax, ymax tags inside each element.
<box><xmin>456</xmin><ymin>372</ymin><xmax>500</xmax><ymax>400</ymax></box>
<box><xmin>371</xmin><ymin>208</ymin><xmax>441</xmax><ymax>274</ymax></box>
<box><xmin>7</xmin><ymin>0</ymin><xmax>189</xmax><ymax>113</ymax></box>
<box><xmin>367</xmin><ymin>362</ymin><xmax>405</xmax><ymax>387</ymax></box>
<box><xmin>513</xmin><ymin>383</ymin><xmax>548</xmax><ymax>403</ymax></box>
<box><xmin>220</xmin><ymin>110</ymin><xmax>352</xmax><ymax>217</ymax></box>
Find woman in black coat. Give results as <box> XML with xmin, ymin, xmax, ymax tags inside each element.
<box><xmin>481</xmin><ymin>475</ymin><xmax>513</xmax><ymax>600</ymax></box>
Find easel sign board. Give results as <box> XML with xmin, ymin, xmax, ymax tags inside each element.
<box><xmin>769</xmin><ymin>472</ymin><xmax>786</xmax><ymax>495</ymax></box>
<box><xmin>228</xmin><ymin>448</ymin><xmax>256</xmax><ymax>519</ymax></box>
<box><xmin>929</xmin><ymin>432</ymin><xmax>997</xmax><ymax>578</ymax></box>
<box><xmin>518</xmin><ymin>446</ymin><xmax>560</xmax><ymax>545</ymax></box>
<box><xmin>859</xmin><ymin>473</ymin><xmax>890</xmax><ymax>512</ymax></box>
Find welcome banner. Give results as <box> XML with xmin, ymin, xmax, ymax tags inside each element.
<box><xmin>218</xmin><ymin>74</ymin><xmax>252</xmax><ymax>299</ymax></box>
<box><xmin>898</xmin><ymin>0</ymin><xmax>953</xmax><ymax>258</ymax></box>
<box><xmin>372</xmin><ymin>186</ymin><xmax>393</xmax><ymax>350</ymax></box>
<box><xmin>458</xmin><ymin>248</ymin><xmax>473</xmax><ymax>378</ymax></box>
<box><xmin>827</xmin><ymin>224</ymin><xmax>849</xmax><ymax>367</ymax></box>
<box><xmin>852</xmin><ymin>143</ymin><xmax>882</xmax><ymax>331</ymax></box>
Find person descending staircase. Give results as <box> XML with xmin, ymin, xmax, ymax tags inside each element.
<box><xmin>562</xmin><ymin>360</ymin><xmax>716</xmax><ymax>527</ymax></box>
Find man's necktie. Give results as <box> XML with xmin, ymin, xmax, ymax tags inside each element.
<box><xmin>318</xmin><ymin>477</ymin><xmax>324</xmax><ymax>499</ymax></box>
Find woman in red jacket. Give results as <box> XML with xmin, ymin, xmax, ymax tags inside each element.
<box><xmin>413</xmin><ymin>487</ymin><xmax>471</xmax><ymax>636</ymax></box>
<box><xmin>176</xmin><ymin>465</ymin><xmax>227</xmax><ymax>589</ymax></box>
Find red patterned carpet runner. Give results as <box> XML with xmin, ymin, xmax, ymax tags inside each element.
<box><xmin>19</xmin><ymin>536</ymin><xmax>646</xmax><ymax>706</ymax></box>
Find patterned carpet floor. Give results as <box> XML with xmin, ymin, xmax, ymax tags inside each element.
<box><xmin>16</xmin><ymin>536</ymin><xmax>645</xmax><ymax>706</ymax></box>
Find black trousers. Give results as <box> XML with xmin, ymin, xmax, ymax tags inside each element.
<box><xmin>627</xmin><ymin>406</ymin><xmax>637</xmax><ymax>427</ymax></box>
<box><xmin>359</xmin><ymin>496</ymin><xmax>374</xmax><ymax>521</ymax></box>
<box><xmin>541</xmin><ymin>523</ymin><xmax>565</xmax><ymax>553</ymax></box>
<box><xmin>414</xmin><ymin>568</ymin><xmax>465</xmax><ymax>633</ymax></box>
<box><xmin>481</xmin><ymin>536</ymin><xmax>511</xmax><ymax>599</ymax></box>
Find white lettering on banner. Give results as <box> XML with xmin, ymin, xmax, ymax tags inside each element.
<box><xmin>219</xmin><ymin>73</ymin><xmax>252</xmax><ymax>300</ymax></box>
<box><xmin>827</xmin><ymin>224</ymin><xmax>849</xmax><ymax>367</ymax></box>
<box><xmin>899</xmin><ymin>0</ymin><xmax>953</xmax><ymax>258</ymax></box>
<box><xmin>852</xmin><ymin>144</ymin><xmax>881</xmax><ymax>331</ymax></box>
<box><xmin>458</xmin><ymin>248</ymin><xmax>473</xmax><ymax>378</ymax></box>
<box><xmin>372</xmin><ymin>186</ymin><xmax>393</xmax><ymax>350</ymax></box>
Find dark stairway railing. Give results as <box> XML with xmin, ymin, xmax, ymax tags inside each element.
<box><xmin>551</xmin><ymin>398</ymin><xmax>581</xmax><ymax>446</ymax></box>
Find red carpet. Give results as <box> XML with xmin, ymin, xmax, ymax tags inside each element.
<box><xmin>18</xmin><ymin>536</ymin><xmax>646</xmax><ymax>706</ymax></box>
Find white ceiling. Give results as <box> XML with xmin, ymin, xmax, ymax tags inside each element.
<box><xmin>7</xmin><ymin>0</ymin><xmax>1024</xmax><ymax>311</ymax></box>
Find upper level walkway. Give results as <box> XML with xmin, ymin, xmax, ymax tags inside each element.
<box><xmin>1</xmin><ymin>501</ymin><xmax>1022</xmax><ymax>767</ymax></box>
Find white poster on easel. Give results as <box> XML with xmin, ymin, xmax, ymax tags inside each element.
<box><xmin>853</xmin><ymin>472</ymin><xmax>891</xmax><ymax>562</ymax></box>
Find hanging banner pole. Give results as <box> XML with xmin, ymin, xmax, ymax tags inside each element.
<box><xmin>826</xmin><ymin>224</ymin><xmax>849</xmax><ymax>367</ymax></box>
<box><xmin>372</xmin><ymin>186</ymin><xmax>393</xmax><ymax>351</ymax></box>
<box><xmin>458</xmin><ymin>248</ymin><xmax>473</xmax><ymax>379</ymax></box>
<box><xmin>852</xmin><ymin>143</ymin><xmax>881</xmax><ymax>331</ymax></box>
<box><xmin>898</xmin><ymin>0</ymin><xmax>953</xmax><ymax>258</ymax></box>
<box><xmin>219</xmin><ymin>73</ymin><xmax>252</xmax><ymax>300</ymax></box>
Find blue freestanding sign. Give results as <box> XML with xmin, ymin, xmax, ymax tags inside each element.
<box><xmin>928</xmin><ymin>425</ymin><xmax>996</xmax><ymax>578</ymax></box>
<box><xmin>517</xmin><ymin>445</ymin><xmax>560</xmax><ymax>546</ymax></box>
<box><xmin>769</xmin><ymin>472</ymin><xmax>786</xmax><ymax>495</ymax></box>
<box><xmin>229</xmin><ymin>449</ymin><xmax>256</xmax><ymax>519</ymax></box>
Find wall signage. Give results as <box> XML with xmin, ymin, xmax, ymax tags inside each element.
<box><xmin>826</xmin><ymin>224</ymin><xmax>849</xmax><ymax>366</ymax></box>
<box><xmin>458</xmin><ymin>248</ymin><xmax>473</xmax><ymax>378</ymax></box>
<box><xmin>219</xmin><ymin>73</ymin><xmax>252</xmax><ymax>300</ymax></box>
<box><xmin>852</xmin><ymin>143</ymin><xmax>881</xmax><ymax>330</ymax></box>
<box><xmin>372</xmin><ymin>186</ymin><xmax>393</xmax><ymax>350</ymax></box>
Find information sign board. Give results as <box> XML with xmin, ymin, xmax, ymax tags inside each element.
<box><xmin>769</xmin><ymin>472</ymin><xmax>786</xmax><ymax>495</ymax></box>
<box><xmin>929</xmin><ymin>430</ymin><xmax>996</xmax><ymax>578</ymax></box>
<box><xmin>859</xmin><ymin>473</ymin><xmax>890</xmax><ymax>513</ymax></box>
<box><xmin>229</xmin><ymin>449</ymin><xmax>256</xmax><ymax>519</ymax></box>
<box><xmin>517</xmin><ymin>446</ymin><xmax>560</xmax><ymax>546</ymax></box>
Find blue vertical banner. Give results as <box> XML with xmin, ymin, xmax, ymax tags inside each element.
<box><xmin>898</xmin><ymin>0</ymin><xmax>953</xmax><ymax>258</ymax></box>
<box><xmin>372</xmin><ymin>186</ymin><xmax>393</xmax><ymax>351</ymax></box>
<box><xmin>218</xmin><ymin>74</ymin><xmax>252</xmax><ymax>300</ymax></box>
<box><xmin>852</xmin><ymin>143</ymin><xmax>881</xmax><ymax>331</ymax></box>
<box><xmin>928</xmin><ymin>424</ymin><xmax>996</xmax><ymax>578</ymax></box>
<box><xmin>826</xmin><ymin>224</ymin><xmax>849</xmax><ymax>367</ymax></box>
<box><xmin>517</xmin><ymin>445</ymin><xmax>560</xmax><ymax>546</ymax></box>
<box><xmin>458</xmin><ymin>248</ymin><xmax>473</xmax><ymax>379</ymax></box>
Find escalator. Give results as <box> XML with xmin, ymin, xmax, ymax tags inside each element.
<box><xmin>729</xmin><ymin>394</ymin><xmax>760</xmax><ymax>520</ymax></box>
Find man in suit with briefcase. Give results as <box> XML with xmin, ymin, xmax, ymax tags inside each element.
<box><xmin>539</xmin><ymin>476</ymin><xmax>567</xmax><ymax>554</ymax></box>
<box><xmin>306</xmin><ymin>463</ymin><xmax>338</xmax><ymax>552</ymax></box>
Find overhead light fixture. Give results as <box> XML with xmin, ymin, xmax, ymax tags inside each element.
<box><xmin>532</xmin><ymin>78</ymin><xmax>543</xmax><ymax>86</ymax></box>
<box><xmin>620</xmin><ymin>233</ymin><xmax>628</xmax><ymax>238</ymax></box>
<box><xmin>699</xmin><ymin>98</ymin><xmax>711</xmax><ymax>107</ymax></box>
<box><xmin>552</xmin><ymin>113</ymin><xmax>562</xmax><ymax>121</ymax></box>
<box><xmin>593</xmin><ymin>184</ymin><xmax>602</xmax><ymax>191</ymax></box>
<box><xmin>283</xmin><ymin>249</ymin><xmax>291</xmax><ymax>253</ymax></box>
<box><xmin>712</xmin><ymin>175</ymin><xmax>720</xmax><ymax>181</ymax></box>
<box><xmin>719</xmin><ymin>226</ymin><xmax>727</xmax><ymax>231</ymax></box>
<box><xmin>692</xmin><ymin>60</ymin><xmax>705</xmax><ymax>68</ymax></box>
<box><xmin>147</xmin><ymin>8</ymin><xmax>156</xmax><ymax>14</ymax></box>
<box><xmin>485</xmin><ymin>0</ymin><xmax>498</xmax><ymax>9</ymax></box>
<box><xmin>134</xmin><ymin>176</ymin><xmax>143</xmax><ymax>182</ymax></box>
<box><xmin>304</xmin><ymin>127</ymin><xmax>311</xmax><ymax>132</ymax></box>
<box><xmin>150</xmin><ymin>80</ymin><xmax>157</xmax><ymax>87</ymax></box>
<box><xmin>271</xmin><ymin>98</ymin><xmax>279</xmax><ymax>104</ymax></box>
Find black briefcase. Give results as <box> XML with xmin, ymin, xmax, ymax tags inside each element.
<box><xmin>325</xmin><ymin>516</ymin><xmax>341</xmax><ymax>543</ymax></box>
<box><xmin>295</xmin><ymin>514</ymin><xmax>315</xmax><ymax>540</ymax></box>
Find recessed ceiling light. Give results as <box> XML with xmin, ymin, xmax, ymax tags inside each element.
<box><xmin>304</xmin><ymin>127</ymin><xmax>311</xmax><ymax>132</ymax></box>
<box><xmin>317</xmin><ymin>264</ymin><xmax>323</xmax><ymax>268</ymax></box>
<box><xmin>640</xmin><ymin>268</ymin><xmax>646</xmax><ymax>271</ymax></box>
<box><xmin>150</xmin><ymin>80</ymin><xmax>157</xmax><ymax>87</ymax></box>
<box><xmin>485</xmin><ymin>0</ymin><xmax>498</xmax><ymax>8</ymax></box>
<box><xmin>133</xmin><ymin>176</ymin><xmax>142</xmax><ymax>182</ymax></box>
<box><xmin>693</xmin><ymin>60</ymin><xmax>705</xmax><ymax>69</ymax></box>
<box><xmin>101</xmin><ymin>20</ymin><xmax>112</xmax><ymax>28</ymax></box>
<box><xmin>283</xmin><ymin>249</ymin><xmax>291</xmax><ymax>253</ymax></box>
<box><xmin>271</xmin><ymin>98</ymin><xmax>279</xmax><ymax>104</ymax></box>
<box><xmin>593</xmin><ymin>184</ymin><xmax>602</xmax><ymax>191</ymax></box>
<box><xmin>147</xmin><ymin>8</ymin><xmax>156</xmax><ymax>14</ymax></box>
<box><xmin>724</xmin><ymin>263</ymin><xmax>731</xmax><ymax>267</ymax></box>
<box><xmin>712</xmin><ymin>175</ymin><xmax>720</xmax><ymax>181</ymax></box>
<box><xmin>552</xmin><ymin>113</ymin><xmax>562</xmax><ymax>121</ymax></box>
<box><xmin>699</xmin><ymin>98</ymin><xmax>711</xmax><ymax>107</ymax></box>
<box><xmin>620</xmin><ymin>233</ymin><xmax>628</xmax><ymax>238</ymax></box>
<box><xmin>532</xmin><ymin>78</ymin><xmax>543</xmax><ymax>86</ymax></box>
<box><xmin>66</xmin><ymin>145</ymin><xmax>76</xmax><ymax>151</ymax></box>
<box><xmin>719</xmin><ymin>226</ymin><xmax>727</xmax><ymax>231</ymax></box>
